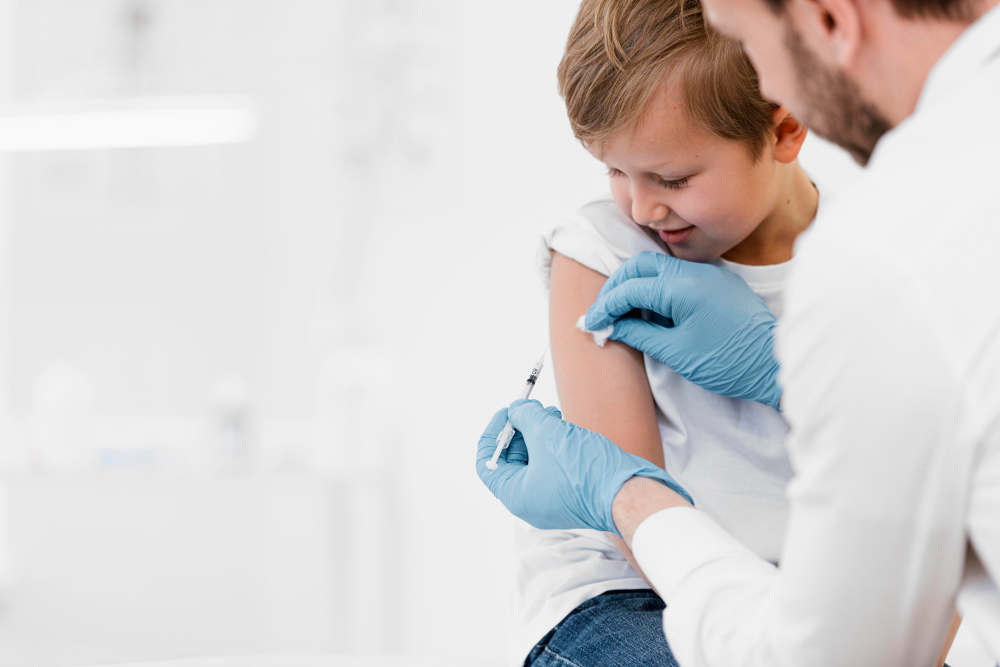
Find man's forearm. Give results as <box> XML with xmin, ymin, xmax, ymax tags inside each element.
<box><xmin>616</xmin><ymin>477</ymin><xmax>961</xmax><ymax>667</ymax></box>
<box><xmin>613</xmin><ymin>476</ymin><xmax>690</xmax><ymax>545</ymax></box>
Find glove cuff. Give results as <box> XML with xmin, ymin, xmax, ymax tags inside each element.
<box><xmin>637</xmin><ymin>470</ymin><xmax>694</xmax><ymax>507</ymax></box>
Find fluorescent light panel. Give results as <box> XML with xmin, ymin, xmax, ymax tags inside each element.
<box><xmin>0</xmin><ymin>96</ymin><xmax>259</xmax><ymax>152</ymax></box>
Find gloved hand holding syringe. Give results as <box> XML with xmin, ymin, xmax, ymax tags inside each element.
<box><xmin>485</xmin><ymin>344</ymin><xmax>550</xmax><ymax>470</ymax></box>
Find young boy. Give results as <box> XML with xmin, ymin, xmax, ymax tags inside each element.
<box><xmin>511</xmin><ymin>0</ymin><xmax>815</xmax><ymax>664</ymax></box>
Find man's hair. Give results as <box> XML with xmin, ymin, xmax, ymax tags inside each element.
<box><xmin>762</xmin><ymin>0</ymin><xmax>972</xmax><ymax>20</ymax></box>
<box><xmin>558</xmin><ymin>0</ymin><xmax>778</xmax><ymax>159</ymax></box>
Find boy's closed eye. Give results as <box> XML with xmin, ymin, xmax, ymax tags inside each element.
<box><xmin>606</xmin><ymin>166</ymin><xmax>691</xmax><ymax>190</ymax></box>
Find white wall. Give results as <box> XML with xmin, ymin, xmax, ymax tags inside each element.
<box><xmin>0</xmin><ymin>0</ymin><xmax>602</xmax><ymax>663</ymax></box>
<box><xmin>6</xmin><ymin>0</ymin><xmax>334</xmax><ymax>423</ymax></box>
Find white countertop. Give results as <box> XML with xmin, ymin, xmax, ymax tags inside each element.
<box><xmin>1</xmin><ymin>653</ymin><xmax>491</xmax><ymax>667</ymax></box>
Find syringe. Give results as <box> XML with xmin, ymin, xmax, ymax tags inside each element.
<box><xmin>486</xmin><ymin>345</ymin><xmax>549</xmax><ymax>471</ymax></box>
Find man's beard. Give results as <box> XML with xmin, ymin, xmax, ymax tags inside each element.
<box><xmin>785</xmin><ymin>25</ymin><xmax>892</xmax><ymax>166</ymax></box>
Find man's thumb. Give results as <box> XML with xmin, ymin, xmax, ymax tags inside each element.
<box><xmin>508</xmin><ymin>399</ymin><xmax>563</xmax><ymax>435</ymax></box>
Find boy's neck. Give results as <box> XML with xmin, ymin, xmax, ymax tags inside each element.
<box><xmin>721</xmin><ymin>163</ymin><xmax>818</xmax><ymax>266</ymax></box>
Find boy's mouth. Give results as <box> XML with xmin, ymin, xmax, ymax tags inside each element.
<box><xmin>657</xmin><ymin>225</ymin><xmax>695</xmax><ymax>245</ymax></box>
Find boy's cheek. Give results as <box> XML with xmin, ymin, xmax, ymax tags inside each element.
<box><xmin>610</xmin><ymin>189</ymin><xmax>633</xmax><ymax>221</ymax></box>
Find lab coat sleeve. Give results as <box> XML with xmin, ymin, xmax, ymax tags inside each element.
<box><xmin>630</xmin><ymin>254</ymin><xmax>969</xmax><ymax>667</ymax></box>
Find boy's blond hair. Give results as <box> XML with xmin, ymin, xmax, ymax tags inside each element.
<box><xmin>558</xmin><ymin>0</ymin><xmax>778</xmax><ymax>159</ymax></box>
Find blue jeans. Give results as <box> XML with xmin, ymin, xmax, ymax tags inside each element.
<box><xmin>524</xmin><ymin>590</ymin><xmax>679</xmax><ymax>667</ymax></box>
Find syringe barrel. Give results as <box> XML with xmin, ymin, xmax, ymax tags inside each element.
<box><xmin>496</xmin><ymin>421</ymin><xmax>517</xmax><ymax>449</ymax></box>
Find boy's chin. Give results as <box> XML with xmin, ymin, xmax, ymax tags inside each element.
<box><xmin>668</xmin><ymin>245</ymin><xmax>720</xmax><ymax>264</ymax></box>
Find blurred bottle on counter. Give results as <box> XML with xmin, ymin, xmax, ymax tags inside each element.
<box><xmin>209</xmin><ymin>372</ymin><xmax>255</xmax><ymax>473</ymax></box>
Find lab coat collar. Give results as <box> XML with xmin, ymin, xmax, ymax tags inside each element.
<box><xmin>916</xmin><ymin>2</ymin><xmax>1000</xmax><ymax>113</ymax></box>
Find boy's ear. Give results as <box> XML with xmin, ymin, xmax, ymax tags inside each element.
<box><xmin>772</xmin><ymin>106</ymin><xmax>808</xmax><ymax>164</ymax></box>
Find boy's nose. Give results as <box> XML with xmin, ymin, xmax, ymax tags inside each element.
<box><xmin>631</xmin><ymin>198</ymin><xmax>669</xmax><ymax>226</ymax></box>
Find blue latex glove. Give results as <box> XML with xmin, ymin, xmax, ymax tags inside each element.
<box><xmin>585</xmin><ymin>252</ymin><xmax>782</xmax><ymax>409</ymax></box>
<box><xmin>476</xmin><ymin>399</ymin><xmax>692</xmax><ymax>537</ymax></box>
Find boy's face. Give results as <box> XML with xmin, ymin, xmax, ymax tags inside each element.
<box><xmin>595</xmin><ymin>78</ymin><xmax>780</xmax><ymax>263</ymax></box>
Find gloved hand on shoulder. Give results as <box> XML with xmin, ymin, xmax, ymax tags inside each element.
<box><xmin>585</xmin><ymin>251</ymin><xmax>783</xmax><ymax>410</ymax></box>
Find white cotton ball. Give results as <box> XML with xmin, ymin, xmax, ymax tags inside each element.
<box><xmin>576</xmin><ymin>314</ymin><xmax>614</xmax><ymax>347</ymax></box>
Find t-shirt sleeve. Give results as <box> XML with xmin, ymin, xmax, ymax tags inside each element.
<box><xmin>537</xmin><ymin>199</ymin><xmax>666</xmax><ymax>289</ymax></box>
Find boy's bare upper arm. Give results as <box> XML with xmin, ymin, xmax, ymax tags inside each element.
<box><xmin>549</xmin><ymin>251</ymin><xmax>664</xmax><ymax>468</ymax></box>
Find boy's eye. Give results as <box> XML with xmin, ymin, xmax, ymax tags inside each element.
<box><xmin>656</xmin><ymin>175</ymin><xmax>689</xmax><ymax>190</ymax></box>
<box><xmin>607</xmin><ymin>167</ymin><xmax>688</xmax><ymax>190</ymax></box>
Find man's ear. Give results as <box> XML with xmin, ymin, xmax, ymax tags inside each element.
<box><xmin>790</xmin><ymin>0</ymin><xmax>862</xmax><ymax>68</ymax></box>
<box><xmin>772</xmin><ymin>106</ymin><xmax>809</xmax><ymax>163</ymax></box>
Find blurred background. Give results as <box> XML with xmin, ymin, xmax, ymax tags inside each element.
<box><xmin>0</xmin><ymin>1</ymin><xmax>945</xmax><ymax>666</ymax></box>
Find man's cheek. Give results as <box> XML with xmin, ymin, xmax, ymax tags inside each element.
<box><xmin>764</xmin><ymin>50</ymin><xmax>802</xmax><ymax>107</ymax></box>
<box><xmin>755</xmin><ymin>59</ymin><xmax>787</xmax><ymax>105</ymax></box>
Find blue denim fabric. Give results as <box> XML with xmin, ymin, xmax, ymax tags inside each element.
<box><xmin>524</xmin><ymin>590</ymin><xmax>679</xmax><ymax>667</ymax></box>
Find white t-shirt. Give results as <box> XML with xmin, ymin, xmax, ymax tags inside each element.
<box><xmin>507</xmin><ymin>199</ymin><xmax>796</xmax><ymax>666</ymax></box>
